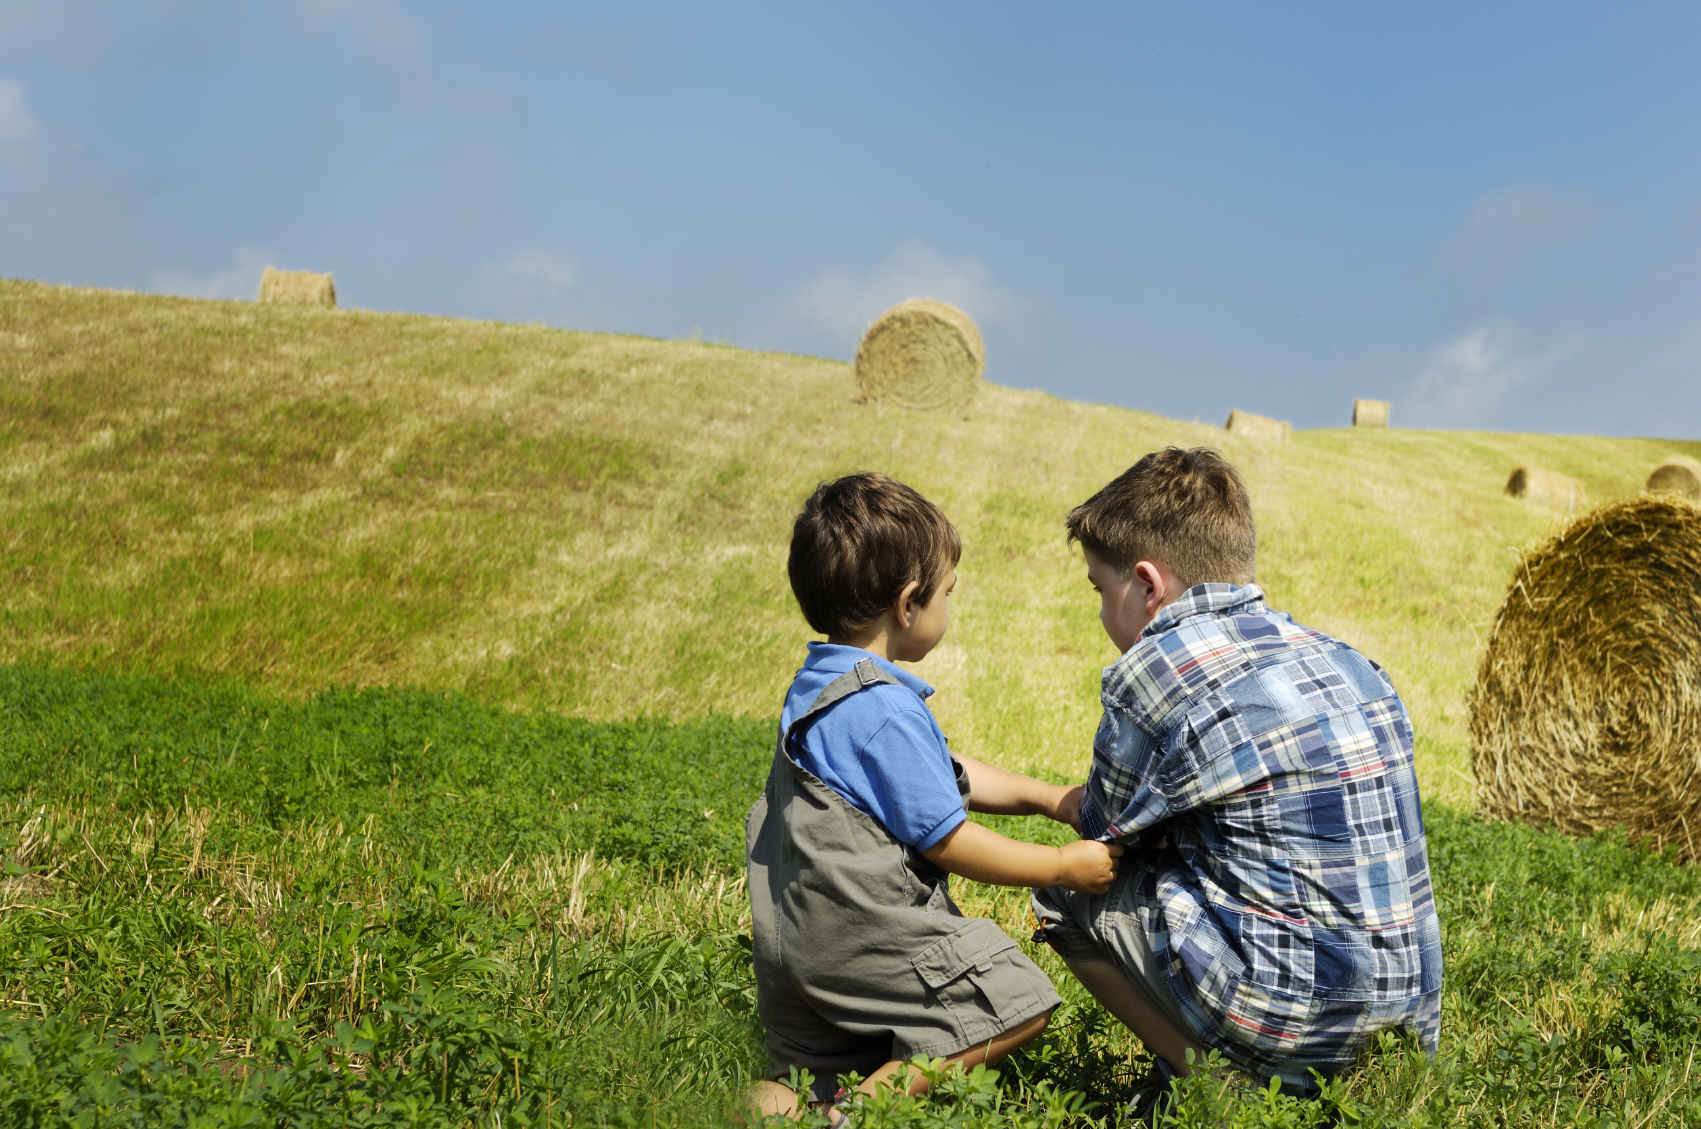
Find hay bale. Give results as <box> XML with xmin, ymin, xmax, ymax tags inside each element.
<box><xmin>1224</xmin><ymin>409</ymin><xmax>1291</xmax><ymax>441</ymax></box>
<box><xmin>854</xmin><ymin>299</ymin><xmax>983</xmax><ymax>412</ymax></box>
<box><xmin>1647</xmin><ymin>454</ymin><xmax>1701</xmax><ymax>501</ymax></box>
<box><xmin>1352</xmin><ymin>399</ymin><xmax>1389</xmax><ymax>428</ymax></box>
<box><xmin>1505</xmin><ymin>465</ymin><xmax>1584</xmax><ymax>511</ymax></box>
<box><xmin>1470</xmin><ymin>495</ymin><xmax>1701</xmax><ymax>858</ymax></box>
<box><xmin>258</xmin><ymin>267</ymin><xmax>336</xmax><ymax>308</ymax></box>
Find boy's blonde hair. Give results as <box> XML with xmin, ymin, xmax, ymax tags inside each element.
<box><xmin>1066</xmin><ymin>446</ymin><xmax>1256</xmax><ymax>588</ymax></box>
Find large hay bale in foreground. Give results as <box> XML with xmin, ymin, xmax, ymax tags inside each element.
<box><xmin>258</xmin><ymin>267</ymin><xmax>336</xmax><ymax>308</ymax></box>
<box><xmin>1224</xmin><ymin>409</ymin><xmax>1291</xmax><ymax>441</ymax></box>
<box><xmin>1471</xmin><ymin>495</ymin><xmax>1701</xmax><ymax>858</ymax></box>
<box><xmin>1505</xmin><ymin>465</ymin><xmax>1584</xmax><ymax>511</ymax></box>
<box><xmin>1647</xmin><ymin>454</ymin><xmax>1701</xmax><ymax>501</ymax></box>
<box><xmin>854</xmin><ymin>299</ymin><xmax>983</xmax><ymax>412</ymax></box>
<box><xmin>1352</xmin><ymin>399</ymin><xmax>1389</xmax><ymax>428</ymax></box>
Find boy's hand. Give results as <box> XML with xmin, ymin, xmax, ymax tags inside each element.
<box><xmin>923</xmin><ymin>822</ymin><xmax>1124</xmax><ymax>893</ymax></box>
<box><xmin>1049</xmin><ymin>785</ymin><xmax>1084</xmax><ymax>832</ymax></box>
<box><xmin>1058</xmin><ymin>840</ymin><xmax>1122</xmax><ymax>894</ymax></box>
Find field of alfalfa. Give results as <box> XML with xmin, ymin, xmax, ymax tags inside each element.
<box><xmin>4</xmin><ymin>277</ymin><xmax>1701</xmax><ymax>1127</ymax></box>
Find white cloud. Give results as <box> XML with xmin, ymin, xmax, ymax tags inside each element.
<box><xmin>0</xmin><ymin>78</ymin><xmax>38</xmax><ymax>145</ymax></box>
<box><xmin>150</xmin><ymin>246</ymin><xmax>276</xmax><ymax>301</ymax></box>
<box><xmin>1436</xmin><ymin>182</ymin><xmax>1603</xmax><ymax>284</ymax></box>
<box><xmin>0</xmin><ymin>77</ymin><xmax>147</xmax><ymax>282</ymax></box>
<box><xmin>297</xmin><ymin>0</ymin><xmax>427</xmax><ymax>59</ymax></box>
<box><xmin>0</xmin><ymin>4</ymin><xmax>118</xmax><ymax>70</ymax></box>
<box><xmin>535</xmin><ymin>16</ymin><xmax>651</xmax><ymax>67</ymax></box>
<box><xmin>492</xmin><ymin>248</ymin><xmax>578</xmax><ymax>290</ymax></box>
<box><xmin>787</xmin><ymin>241</ymin><xmax>1046</xmax><ymax>356</ymax></box>
<box><xmin>465</xmin><ymin>249</ymin><xmax>583</xmax><ymax>323</ymax></box>
<box><xmin>1400</xmin><ymin>319</ymin><xmax>1580</xmax><ymax>428</ymax></box>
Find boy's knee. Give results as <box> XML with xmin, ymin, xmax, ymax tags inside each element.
<box><xmin>745</xmin><ymin>1079</ymin><xmax>804</xmax><ymax>1121</ymax></box>
<box><xmin>1004</xmin><ymin>1006</ymin><xmax>1054</xmax><ymax>1048</ymax></box>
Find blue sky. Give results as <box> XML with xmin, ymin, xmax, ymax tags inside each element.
<box><xmin>2</xmin><ymin>2</ymin><xmax>1698</xmax><ymax>436</ymax></box>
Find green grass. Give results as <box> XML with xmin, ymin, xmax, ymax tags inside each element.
<box><xmin>4</xmin><ymin>670</ymin><xmax>1701</xmax><ymax>1126</ymax></box>
<box><xmin>0</xmin><ymin>666</ymin><xmax>768</xmax><ymax>872</ymax></box>
<box><xmin>5</xmin><ymin>280</ymin><xmax>1701</xmax><ymax>1123</ymax></box>
<box><xmin>6</xmin><ymin>279</ymin><xmax>1699</xmax><ymax>807</ymax></box>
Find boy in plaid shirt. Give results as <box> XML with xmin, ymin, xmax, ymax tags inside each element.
<box><xmin>1031</xmin><ymin>447</ymin><xmax>1442</xmax><ymax>1098</ymax></box>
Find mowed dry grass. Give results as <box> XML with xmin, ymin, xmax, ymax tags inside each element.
<box><xmin>4</xmin><ymin>279</ymin><xmax>1696</xmax><ymax>805</ymax></box>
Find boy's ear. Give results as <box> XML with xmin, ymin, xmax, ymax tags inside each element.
<box><xmin>1132</xmin><ymin>561</ymin><xmax>1169</xmax><ymax>611</ymax></box>
<box><xmin>892</xmin><ymin>579</ymin><xmax>922</xmax><ymax>628</ymax></box>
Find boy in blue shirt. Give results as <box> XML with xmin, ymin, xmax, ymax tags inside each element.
<box><xmin>748</xmin><ymin>472</ymin><xmax>1121</xmax><ymax>1120</ymax></box>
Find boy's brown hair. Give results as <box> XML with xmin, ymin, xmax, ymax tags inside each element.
<box><xmin>1066</xmin><ymin>446</ymin><xmax>1256</xmax><ymax>587</ymax></box>
<box><xmin>788</xmin><ymin>473</ymin><xmax>961</xmax><ymax>638</ymax></box>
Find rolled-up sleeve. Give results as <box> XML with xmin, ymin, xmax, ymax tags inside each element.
<box><xmin>856</xmin><ymin>708</ymin><xmax>966</xmax><ymax>851</ymax></box>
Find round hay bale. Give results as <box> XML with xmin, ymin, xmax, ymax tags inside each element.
<box><xmin>1224</xmin><ymin>409</ymin><xmax>1291</xmax><ymax>441</ymax></box>
<box><xmin>1352</xmin><ymin>399</ymin><xmax>1389</xmax><ymax>428</ymax></box>
<box><xmin>854</xmin><ymin>299</ymin><xmax>984</xmax><ymax>412</ymax></box>
<box><xmin>1470</xmin><ymin>495</ymin><xmax>1701</xmax><ymax>858</ymax></box>
<box><xmin>1647</xmin><ymin>454</ymin><xmax>1701</xmax><ymax>501</ymax></box>
<box><xmin>1505</xmin><ymin>465</ymin><xmax>1584</xmax><ymax>511</ymax></box>
<box><xmin>258</xmin><ymin>267</ymin><xmax>337</xmax><ymax>308</ymax></box>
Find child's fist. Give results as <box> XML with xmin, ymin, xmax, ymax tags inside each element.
<box><xmin>1058</xmin><ymin>840</ymin><xmax>1123</xmax><ymax>894</ymax></box>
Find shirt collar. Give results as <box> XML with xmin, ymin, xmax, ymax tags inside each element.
<box><xmin>1140</xmin><ymin>583</ymin><xmax>1269</xmax><ymax>640</ymax></box>
<box><xmin>804</xmin><ymin>641</ymin><xmax>935</xmax><ymax>699</ymax></box>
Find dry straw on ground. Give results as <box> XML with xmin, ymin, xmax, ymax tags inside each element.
<box><xmin>854</xmin><ymin>299</ymin><xmax>984</xmax><ymax>412</ymax></box>
<box><xmin>258</xmin><ymin>268</ymin><xmax>337</xmax><ymax>308</ymax></box>
<box><xmin>1471</xmin><ymin>495</ymin><xmax>1701</xmax><ymax>858</ymax></box>
<box><xmin>1647</xmin><ymin>454</ymin><xmax>1701</xmax><ymax>501</ymax></box>
<box><xmin>1505</xmin><ymin>465</ymin><xmax>1585</xmax><ymax>511</ymax></box>
<box><xmin>1352</xmin><ymin>399</ymin><xmax>1390</xmax><ymax>428</ymax></box>
<box><xmin>1224</xmin><ymin>409</ymin><xmax>1291</xmax><ymax>441</ymax></box>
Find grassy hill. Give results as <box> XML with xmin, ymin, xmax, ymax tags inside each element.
<box><xmin>5</xmin><ymin>278</ymin><xmax>1695</xmax><ymax>804</ymax></box>
<box><xmin>7</xmin><ymin>279</ymin><xmax>1701</xmax><ymax>1125</ymax></box>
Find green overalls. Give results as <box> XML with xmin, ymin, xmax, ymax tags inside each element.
<box><xmin>746</xmin><ymin>657</ymin><xmax>1060</xmax><ymax>1100</ymax></box>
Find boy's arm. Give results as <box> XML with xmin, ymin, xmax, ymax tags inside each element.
<box><xmin>955</xmin><ymin>753</ymin><xmax>1083</xmax><ymax>830</ymax></box>
<box><xmin>922</xmin><ymin>820</ymin><xmax>1121</xmax><ymax>893</ymax></box>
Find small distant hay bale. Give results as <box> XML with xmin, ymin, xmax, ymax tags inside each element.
<box><xmin>854</xmin><ymin>299</ymin><xmax>984</xmax><ymax>412</ymax></box>
<box><xmin>1505</xmin><ymin>465</ymin><xmax>1584</xmax><ymax>511</ymax></box>
<box><xmin>1647</xmin><ymin>454</ymin><xmax>1701</xmax><ymax>501</ymax></box>
<box><xmin>1224</xmin><ymin>409</ymin><xmax>1291</xmax><ymax>441</ymax></box>
<box><xmin>1470</xmin><ymin>495</ymin><xmax>1701</xmax><ymax>858</ymax></box>
<box><xmin>258</xmin><ymin>267</ymin><xmax>337</xmax><ymax>308</ymax></box>
<box><xmin>1352</xmin><ymin>399</ymin><xmax>1389</xmax><ymax>428</ymax></box>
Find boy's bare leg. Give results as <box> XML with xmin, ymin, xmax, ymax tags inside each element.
<box><xmin>1063</xmin><ymin>959</ymin><xmax>1207</xmax><ymax>1077</ymax></box>
<box><xmin>856</xmin><ymin>1008</ymin><xmax>1053</xmax><ymax>1099</ymax></box>
<box><xmin>749</xmin><ymin>1009</ymin><xmax>1053</xmax><ymax>1120</ymax></box>
<box><xmin>748</xmin><ymin>1080</ymin><xmax>808</xmax><ymax>1120</ymax></box>
<box><xmin>747</xmin><ymin>1009</ymin><xmax>1052</xmax><ymax>1121</ymax></box>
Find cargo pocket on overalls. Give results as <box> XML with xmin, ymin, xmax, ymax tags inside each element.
<box><xmin>911</xmin><ymin>918</ymin><xmax>1024</xmax><ymax>1042</ymax></box>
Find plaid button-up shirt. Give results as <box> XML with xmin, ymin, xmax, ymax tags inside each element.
<box><xmin>1080</xmin><ymin>584</ymin><xmax>1442</xmax><ymax>1077</ymax></box>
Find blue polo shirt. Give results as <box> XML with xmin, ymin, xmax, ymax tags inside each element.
<box><xmin>780</xmin><ymin>642</ymin><xmax>967</xmax><ymax>852</ymax></box>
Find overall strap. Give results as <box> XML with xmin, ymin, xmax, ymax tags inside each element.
<box><xmin>780</xmin><ymin>657</ymin><xmax>907</xmax><ymax>753</ymax></box>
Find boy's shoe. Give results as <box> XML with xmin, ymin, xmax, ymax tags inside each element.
<box><xmin>1124</xmin><ymin>1084</ymin><xmax>1171</xmax><ymax>1126</ymax></box>
<box><xmin>1273</xmin><ymin>1075</ymin><xmax>1342</xmax><ymax>1128</ymax></box>
<box><xmin>1124</xmin><ymin>1058</ymin><xmax>1176</xmax><ymax>1126</ymax></box>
